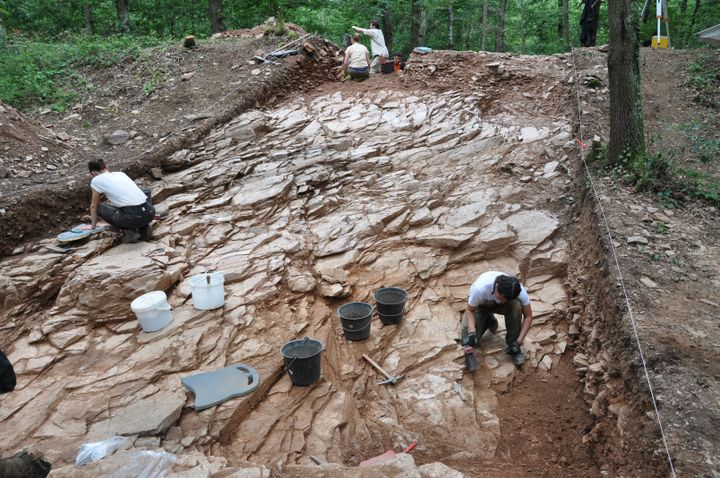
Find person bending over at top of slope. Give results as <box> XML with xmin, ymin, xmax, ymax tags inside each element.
<box><xmin>460</xmin><ymin>271</ymin><xmax>534</xmax><ymax>366</ymax></box>
<box><xmin>79</xmin><ymin>159</ymin><xmax>155</xmax><ymax>243</ymax></box>
<box><xmin>352</xmin><ymin>20</ymin><xmax>389</xmax><ymax>74</ymax></box>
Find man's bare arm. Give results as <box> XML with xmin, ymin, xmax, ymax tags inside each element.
<box><xmin>517</xmin><ymin>303</ymin><xmax>533</xmax><ymax>344</ymax></box>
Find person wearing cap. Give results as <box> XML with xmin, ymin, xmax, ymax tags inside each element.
<box><xmin>460</xmin><ymin>271</ymin><xmax>534</xmax><ymax>365</ymax></box>
<box><xmin>351</xmin><ymin>20</ymin><xmax>389</xmax><ymax>74</ymax></box>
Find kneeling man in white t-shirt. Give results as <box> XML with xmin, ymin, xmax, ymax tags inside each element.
<box><xmin>460</xmin><ymin>271</ymin><xmax>534</xmax><ymax>365</ymax></box>
<box><xmin>79</xmin><ymin>159</ymin><xmax>155</xmax><ymax>243</ymax></box>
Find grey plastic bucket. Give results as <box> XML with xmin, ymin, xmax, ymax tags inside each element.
<box><xmin>337</xmin><ymin>302</ymin><xmax>373</xmax><ymax>341</ymax></box>
<box><xmin>281</xmin><ymin>337</ymin><xmax>323</xmax><ymax>386</ymax></box>
<box><xmin>374</xmin><ymin>287</ymin><xmax>408</xmax><ymax>325</ymax></box>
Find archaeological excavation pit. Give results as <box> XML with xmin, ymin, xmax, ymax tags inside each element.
<box><xmin>0</xmin><ymin>50</ymin><xmax>668</xmax><ymax>477</ymax></box>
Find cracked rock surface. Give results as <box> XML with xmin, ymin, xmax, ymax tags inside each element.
<box><xmin>1</xmin><ymin>52</ymin><xmax>577</xmax><ymax>475</ymax></box>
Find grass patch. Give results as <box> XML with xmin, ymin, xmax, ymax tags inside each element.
<box><xmin>685</xmin><ymin>56</ymin><xmax>716</xmax><ymax>91</ymax></box>
<box><xmin>0</xmin><ymin>34</ymin><xmax>166</xmax><ymax>111</ymax></box>
<box><xmin>677</xmin><ymin>121</ymin><xmax>720</xmax><ymax>163</ymax></box>
<box><xmin>685</xmin><ymin>54</ymin><xmax>720</xmax><ymax>108</ymax></box>
<box><xmin>677</xmin><ymin>169</ymin><xmax>720</xmax><ymax>202</ymax></box>
<box><xmin>600</xmin><ymin>146</ymin><xmax>719</xmax><ymax>205</ymax></box>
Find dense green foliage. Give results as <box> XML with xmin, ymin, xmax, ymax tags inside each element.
<box><xmin>1</xmin><ymin>0</ymin><xmax>717</xmax><ymax>53</ymax></box>
<box><xmin>0</xmin><ymin>34</ymin><xmax>164</xmax><ymax>110</ymax></box>
<box><xmin>0</xmin><ymin>1</ymin><xmax>716</xmax><ymax>205</ymax></box>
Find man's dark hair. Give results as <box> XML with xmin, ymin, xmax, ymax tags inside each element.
<box><xmin>494</xmin><ymin>275</ymin><xmax>521</xmax><ymax>300</ymax></box>
<box><xmin>88</xmin><ymin>159</ymin><xmax>107</xmax><ymax>173</ymax></box>
<box><xmin>370</xmin><ymin>20</ymin><xmax>380</xmax><ymax>29</ymax></box>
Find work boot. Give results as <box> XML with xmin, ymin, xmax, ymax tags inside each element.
<box><xmin>138</xmin><ymin>224</ymin><xmax>153</xmax><ymax>242</ymax></box>
<box><xmin>506</xmin><ymin>341</ymin><xmax>525</xmax><ymax>366</ymax></box>
<box><xmin>121</xmin><ymin>230</ymin><xmax>141</xmax><ymax>244</ymax></box>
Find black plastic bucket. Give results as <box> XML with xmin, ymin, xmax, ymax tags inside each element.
<box><xmin>337</xmin><ymin>302</ymin><xmax>372</xmax><ymax>341</ymax></box>
<box><xmin>374</xmin><ymin>287</ymin><xmax>408</xmax><ymax>325</ymax></box>
<box><xmin>381</xmin><ymin>62</ymin><xmax>395</xmax><ymax>74</ymax></box>
<box><xmin>281</xmin><ymin>337</ymin><xmax>323</xmax><ymax>386</ymax></box>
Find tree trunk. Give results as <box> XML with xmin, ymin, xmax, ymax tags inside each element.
<box><xmin>382</xmin><ymin>3</ymin><xmax>393</xmax><ymax>55</ymax></box>
<box><xmin>558</xmin><ymin>0</ymin><xmax>564</xmax><ymax>36</ymax></box>
<box><xmin>495</xmin><ymin>0</ymin><xmax>508</xmax><ymax>52</ymax></box>
<box><xmin>562</xmin><ymin>0</ymin><xmax>571</xmax><ymax>49</ymax></box>
<box><xmin>82</xmin><ymin>3</ymin><xmax>94</xmax><ymax>34</ymax></box>
<box><xmin>590</xmin><ymin>0</ymin><xmax>601</xmax><ymax>46</ymax></box>
<box><xmin>411</xmin><ymin>0</ymin><xmax>420</xmax><ymax>48</ymax></box>
<box><xmin>411</xmin><ymin>0</ymin><xmax>434</xmax><ymax>48</ymax></box>
<box><xmin>448</xmin><ymin>5</ymin><xmax>454</xmax><ymax>49</ymax></box>
<box><xmin>482</xmin><ymin>0</ymin><xmax>489</xmax><ymax>50</ymax></box>
<box><xmin>208</xmin><ymin>0</ymin><xmax>224</xmax><ymax>34</ymax></box>
<box><xmin>607</xmin><ymin>0</ymin><xmax>645</xmax><ymax>163</ymax></box>
<box><xmin>417</xmin><ymin>7</ymin><xmax>427</xmax><ymax>47</ymax></box>
<box><xmin>520</xmin><ymin>0</ymin><xmax>526</xmax><ymax>53</ymax></box>
<box><xmin>689</xmin><ymin>0</ymin><xmax>701</xmax><ymax>33</ymax></box>
<box><xmin>116</xmin><ymin>0</ymin><xmax>130</xmax><ymax>33</ymax></box>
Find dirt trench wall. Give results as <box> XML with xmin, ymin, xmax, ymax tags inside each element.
<box><xmin>567</xmin><ymin>189</ymin><xmax>670</xmax><ymax>476</ymax></box>
<box><xmin>0</xmin><ymin>37</ymin><xmax>341</xmax><ymax>258</ymax></box>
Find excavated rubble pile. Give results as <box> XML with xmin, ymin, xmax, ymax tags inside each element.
<box><xmin>0</xmin><ymin>52</ymin><xmax>621</xmax><ymax>476</ymax></box>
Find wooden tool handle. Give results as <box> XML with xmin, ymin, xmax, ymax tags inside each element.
<box><xmin>362</xmin><ymin>354</ymin><xmax>393</xmax><ymax>379</ymax></box>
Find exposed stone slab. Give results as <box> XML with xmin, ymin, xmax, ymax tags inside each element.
<box><xmin>231</xmin><ymin>174</ymin><xmax>294</xmax><ymax>208</ymax></box>
<box><xmin>93</xmin><ymin>391</ymin><xmax>186</xmax><ymax>437</ymax></box>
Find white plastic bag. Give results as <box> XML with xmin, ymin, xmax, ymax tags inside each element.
<box><xmin>76</xmin><ymin>436</ymin><xmax>131</xmax><ymax>466</ymax></box>
<box><xmin>106</xmin><ymin>450</ymin><xmax>176</xmax><ymax>478</ymax></box>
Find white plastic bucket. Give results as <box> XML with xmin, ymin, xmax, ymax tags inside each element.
<box><xmin>189</xmin><ymin>272</ymin><xmax>225</xmax><ymax>310</ymax></box>
<box><xmin>130</xmin><ymin>291</ymin><xmax>173</xmax><ymax>332</ymax></box>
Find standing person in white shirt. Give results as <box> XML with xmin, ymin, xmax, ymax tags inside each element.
<box><xmin>342</xmin><ymin>34</ymin><xmax>371</xmax><ymax>81</ymax></box>
<box><xmin>460</xmin><ymin>271</ymin><xmax>534</xmax><ymax>365</ymax></box>
<box><xmin>352</xmin><ymin>20</ymin><xmax>389</xmax><ymax>74</ymax></box>
<box><xmin>79</xmin><ymin>159</ymin><xmax>155</xmax><ymax>243</ymax></box>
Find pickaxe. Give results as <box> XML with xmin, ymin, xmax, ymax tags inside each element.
<box><xmin>362</xmin><ymin>354</ymin><xmax>405</xmax><ymax>385</ymax></box>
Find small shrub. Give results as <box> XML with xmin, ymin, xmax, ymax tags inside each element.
<box><xmin>678</xmin><ymin>169</ymin><xmax>720</xmax><ymax>202</ymax></box>
<box><xmin>678</xmin><ymin>122</ymin><xmax>720</xmax><ymax>164</ymax></box>
<box><xmin>684</xmin><ymin>55</ymin><xmax>718</xmax><ymax>92</ymax></box>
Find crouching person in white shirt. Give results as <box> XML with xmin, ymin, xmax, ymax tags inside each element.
<box><xmin>80</xmin><ymin>159</ymin><xmax>155</xmax><ymax>243</ymax></box>
<box><xmin>460</xmin><ymin>271</ymin><xmax>534</xmax><ymax>366</ymax></box>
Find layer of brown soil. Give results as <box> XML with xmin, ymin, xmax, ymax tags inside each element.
<box><xmin>573</xmin><ymin>46</ymin><xmax>720</xmax><ymax>477</ymax></box>
<box><xmin>437</xmin><ymin>357</ymin><xmax>602</xmax><ymax>478</ymax></box>
<box><xmin>0</xmin><ymin>35</ymin><xmax>341</xmax><ymax>256</ymax></box>
<box><xmin>0</xmin><ymin>102</ymin><xmax>71</xmax><ymax>179</ymax></box>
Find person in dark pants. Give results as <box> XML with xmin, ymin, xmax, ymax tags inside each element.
<box><xmin>342</xmin><ymin>33</ymin><xmax>371</xmax><ymax>81</ymax></box>
<box><xmin>460</xmin><ymin>272</ymin><xmax>534</xmax><ymax>365</ymax></box>
<box><xmin>0</xmin><ymin>351</ymin><xmax>50</xmax><ymax>477</ymax></box>
<box><xmin>352</xmin><ymin>20</ymin><xmax>389</xmax><ymax>74</ymax></box>
<box><xmin>79</xmin><ymin>159</ymin><xmax>155</xmax><ymax>243</ymax></box>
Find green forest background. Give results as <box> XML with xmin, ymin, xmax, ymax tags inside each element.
<box><xmin>0</xmin><ymin>0</ymin><xmax>718</xmax><ymax>111</ymax></box>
